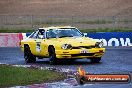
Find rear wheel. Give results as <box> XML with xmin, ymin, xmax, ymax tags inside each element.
<box><xmin>24</xmin><ymin>45</ymin><xmax>36</xmax><ymax>63</ymax></box>
<box><xmin>48</xmin><ymin>47</ymin><xmax>58</xmax><ymax>65</ymax></box>
<box><xmin>90</xmin><ymin>57</ymin><xmax>101</xmax><ymax>63</ymax></box>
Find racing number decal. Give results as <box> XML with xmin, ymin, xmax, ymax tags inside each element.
<box><xmin>36</xmin><ymin>42</ymin><xmax>41</xmax><ymax>52</ymax></box>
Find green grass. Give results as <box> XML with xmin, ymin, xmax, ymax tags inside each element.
<box><xmin>75</xmin><ymin>20</ymin><xmax>113</xmax><ymax>24</ymax></box>
<box><xmin>32</xmin><ymin>20</ymin><xmax>112</xmax><ymax>25</ymax></box>
<box><xmin>80</xmin><ymin>28</ymin><xmax>132</xmax><ymax>33</ymax></box>
<box><xmin>33</xmin><ymin>21</ymin><xmax>69</xmax><ymax>25</ymax></box>
<box><xmin>33</xmin><ymin>19</ymin><xmax>132</xmax><ymax>25</ymax></box>
<box><xmin>0</xmin><ymin>28</ymin><xmax>132</xmax><ymax>33</ymax></box>
<box><xmin>0</xmin><ymin>65</ymin><xmax>66</xmax><ymax>87</ymax></box>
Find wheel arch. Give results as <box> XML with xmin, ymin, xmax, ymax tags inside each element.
<box><xmin>24</xmin><ymin>44</ymin><xmax>32</xmax><ymax>52</ymax></box>
<box><xmin>24</xmin><ymin>44</ymin><xmax>30</xmax><ymax>49</ymax></box>
<box><xmin>48</xmin><ymin>45</ymin><xmax>55</xmax><ymax>52</ymax></box>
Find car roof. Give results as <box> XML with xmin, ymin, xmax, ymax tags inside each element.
<box><xmin>38</xmin><ymin>26</ymin><xmax>76</xmax><ymax>31</ymax></box>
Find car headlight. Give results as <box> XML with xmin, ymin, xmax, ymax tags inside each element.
<box><xmin>61</xmin><ymin>44</ymin><xmax>72</xmax><ymax>50</ymax></box>
<box><xmin>95</xmin><ymin>41</ymin><xmax>103</xmax><ymax>48</ymax></box>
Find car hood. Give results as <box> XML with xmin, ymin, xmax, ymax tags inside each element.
<box><xmin>46</xmin><ymin>37</ymin><xmax>97</xmax><ymax>46</ymax></box>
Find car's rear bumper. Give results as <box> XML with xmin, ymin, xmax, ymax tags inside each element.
<box><xmin>55</xmin><ymin>48</ymin><xmax>105</xmax><ymax>59</ymax></box>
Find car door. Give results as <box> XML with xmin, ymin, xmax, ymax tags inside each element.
<box><xmin>35</xmin><ymin>29</ymin><xmax>47</xmax><ymax>57</ymax></box>
<box><xmin>27</xmin><ymin>30</ymin><xmax>39</xmax><ymax>55</ymax></box>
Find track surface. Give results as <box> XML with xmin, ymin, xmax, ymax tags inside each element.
<box><xmin>0</xmin><ymin>47</ymin><xmax>132</xmax><ymax>88</ymax></box>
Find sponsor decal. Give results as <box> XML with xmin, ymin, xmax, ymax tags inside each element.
<box><xmin>95</xmin><ymin>38</ymin><xmax>132</xmax><ymax>46</ymax></box>
<box><xmin>36</xmin><ymin>42</ymin><xmax>41</xmax><ymax>52</ymax></box>
<box><xmin>87</xmin><ymin>32</ymin><xmax>132</xmax><ymax>46</ymax></box>
<box><xmin>85</xmin><ymin>74</ymin><xmax>130</xmax><ymax>83</ymax></box>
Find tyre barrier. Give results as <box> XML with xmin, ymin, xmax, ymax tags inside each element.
<box><xmin>0</xmin><ymin>33</ymin><xmax>23</xmax><ymax>47</ymax></box>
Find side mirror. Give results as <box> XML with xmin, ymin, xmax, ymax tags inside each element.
<box><xmin>83</xmin><ymin>33</ymin><xmax>87</xmax><ymax>37</ymax></box>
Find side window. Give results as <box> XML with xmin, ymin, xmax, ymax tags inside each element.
<box><xmin>29</xmin><ymin>31</ymin><xmax>38</xmax><ymax>39</ymax></box>
<box><xmin>46</xmin><ymin>29</ymin><xmax>57</xmax><ymax>38</ymax></box>
<box><xmin>33</xmin><ymin>31</ymin><xmax>39</xmax><ymax>39</ymax></box>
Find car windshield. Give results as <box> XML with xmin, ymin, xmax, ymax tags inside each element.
<box><xmin>46</xmin><ymin>28</ymin><xmax>83</xmax><ymax>38</ymax></box>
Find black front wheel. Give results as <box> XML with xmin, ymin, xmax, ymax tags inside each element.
<box><xmin>49</xmin><ymin>47</ymin><xmax>58</xmax><ymax>65</ymax></box>
<box><xmin>24</xmin><ymin>46</ymin><xmax>36</xmax><ymax>63</ymax></box>
<box><xmin>90</xmin><ymin>57</ymin><xmax>101</xmax><ymax>63</ymax></box>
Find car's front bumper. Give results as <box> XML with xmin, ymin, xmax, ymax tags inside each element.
<box><xmin>55</xmin><ymin>48</ymin><xmax>105</xmax><ymax>59</ymax></box>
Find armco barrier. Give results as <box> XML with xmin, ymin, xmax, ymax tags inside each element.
<box><xmin>0</xmin><ymin>33</ymin><xmax>23</xmax><ymax>47</ymax></box>
<box><xmin>0</xmin><ymin>32</ymin><xmax>132</xmax><ymax>47</ymax></box>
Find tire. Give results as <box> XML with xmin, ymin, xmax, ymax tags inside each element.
<box><xmin>24</xmin><ymin>45</ymin><xmax>36</xmax><ymax>63</ymax></box>
<box><xmin>90</xmin><ymin>57</ymin><xmax>101</xmax><ymax>63</ymax></box>
<box><xmin>48</xmin><ymin>47</ymin><xmax>57</xmax><ymax>65</ymax></box>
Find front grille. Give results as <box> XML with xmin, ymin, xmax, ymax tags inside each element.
<box><xmin>71</xmin><ymin>53</ymin><xmax>95</xmax><ymax>57</ymax></box>
<box><xmin>72</xmin><ymin>46</ymin><xmax>95</xmax><ymax>49</ymax></box>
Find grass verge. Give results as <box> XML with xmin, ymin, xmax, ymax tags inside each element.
<box><xmin>80</xmin><ymin>28</ymin><xmax>132</xmax><ymax>33</ymax></box>
<box><xmin>0</xmin><ymin>28</ymin><xmax>132</xmax><ymax>33</ymax></box>
<box><xmin>0</xmin><ymin>65</ymin><xmax>66</xmax><ymax>87</ymax></box>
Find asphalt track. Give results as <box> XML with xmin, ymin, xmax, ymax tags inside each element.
<box><xmin>0</xmin><ymin>47</ymin><xmax>132</xmax><ymax>88</ymax></box>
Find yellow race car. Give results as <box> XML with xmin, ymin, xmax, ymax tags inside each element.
<box><xmin>20</xmin><ymin>26</ymin><xmax>105</xmax><ymax>64</ymax></box>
